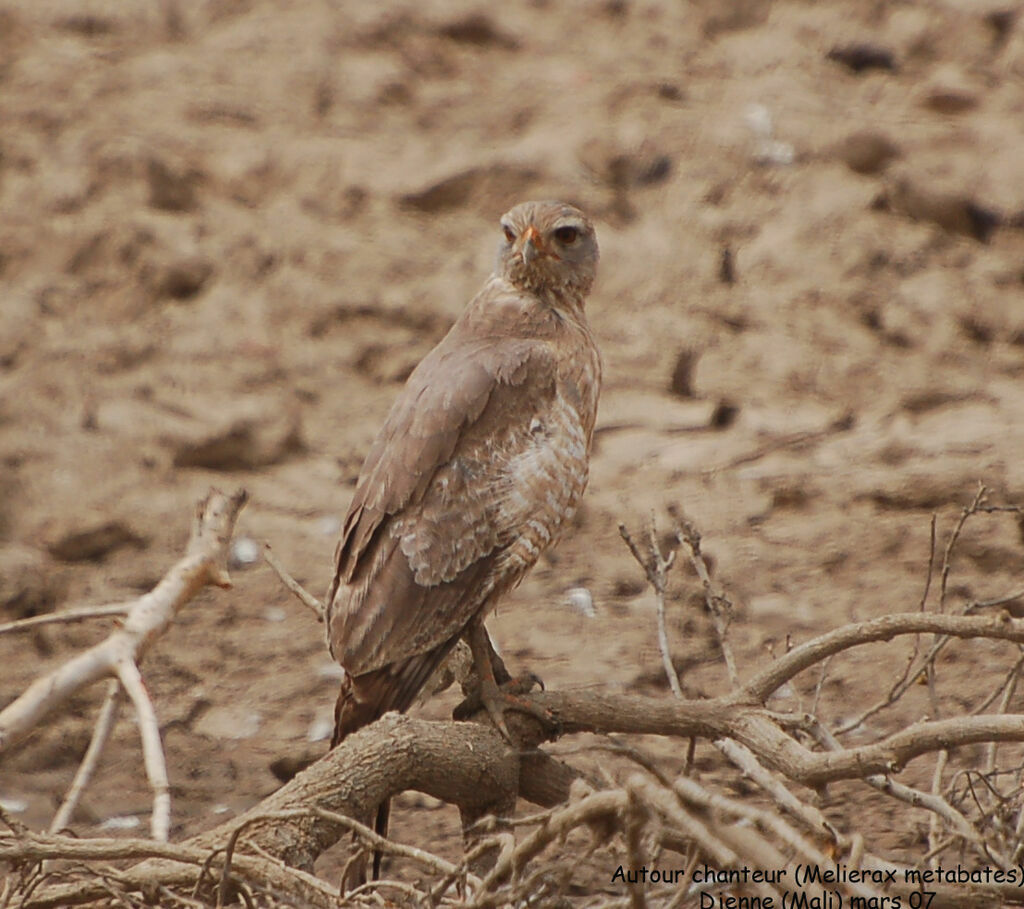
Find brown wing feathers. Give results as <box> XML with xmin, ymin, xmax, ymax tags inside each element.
<box><xmin>327</xmin><ymin>337</ymin><xmax>561</xmax><ymax>741</ymax></box>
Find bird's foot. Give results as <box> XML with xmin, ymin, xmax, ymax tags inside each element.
<box><xmin>454</xmin><ymin>674</ymin><xmax>559</xmax><ymax>741</ymax></box>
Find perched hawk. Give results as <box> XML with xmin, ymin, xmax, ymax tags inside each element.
<box><xmin>327</xmin><ymin>200</ymin><xmax>601</xmax><ymax>745</ymax></box>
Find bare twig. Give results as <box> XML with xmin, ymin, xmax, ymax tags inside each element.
<box><xmin>0</xmin><ymin>488</ymin><xmax>247</xmax><ymax>754</ymax></box>
<box><xmin>712</xmin><ymin>738</ymin><xmax>837</xmax><ymax>841</ymax></box>
<box><xmin>0</xmin><ymin>488</ymin><xmax>247</xmax><ymax>844</ymax></box>
<box><xmin>939</xmin><ymin>484</ymin><xmax>987</xmax><ymax>612</ymax></box>
<box><xmin>671</xmin><ymin>510</ymin><xmax>739</xmax><ymax>688</ymax></box>
<box><xmin>743</xmin><ymin>611</ymin><xmax>1024</xmax><ymax>705</ymax></box>
<box><xmin>0</xmin><ymin>604</ymin><xmax>130</xmax><ymax>636</ymax></box>
<box><xmin>928</xmin><ymin>748</ymin><xmax>949</xmax><ymax>865</ymax></box>
<box><xmin>984</xmin><ymin>654</ymin><xmax>1023</xmax><ymax>774</ymax></box>
<box><xmin>808</xmin><ymin>720</ymin><xmax>1001</xmax><ymax>866</ymax></box>
<box><xmin>972</xmin><ymin>588</ymin><xmax>1024</xmax><ymax>610</ymax></box>
<box><xmin>50</xmin><ymin>679</ymin><xmax>123</xmax><ymax>834</ymax></box>
<box><xmin>619</xmin><ymin>517</ymin><xmax>682</xmax><ymax>698</ymax></box>
<box><xmin>261</xmin><ymin>542</ymin><xmax>324</xmax><ymax>622</ymax></box>
<box><xmin>919</xmin><ymin>513</ymin><xmax>938</xmax><ymax>611</ymax></box>
<box><xmin>116</xmin><ymin>660</ymin><xmax>171</xmax><ymax>841</ymax></box>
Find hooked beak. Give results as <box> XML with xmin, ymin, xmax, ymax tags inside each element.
<box><xmin>519</xmin><ymin>224</ymin><xmax>544</xmax><ymax>263</ymax></box>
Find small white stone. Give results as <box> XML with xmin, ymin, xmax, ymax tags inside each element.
<box><xmin>317</xmin><ymin>661</ymin><xmax>346</xmax><ymax>681</ymax></box>
<box><xmin>263</xmin><ymin>606</ymin><xmax>287</xmax><ymax>622</ymax></box>
<box><xmin>318</xmin><ymin>516</ymin><xmax>342</xmax><ymax>536</ymax></box>
<box><xmin>100</xmin><ymin>815</ymin><xmax>141</xmax><ymax>831</ymax></box>
<box><xmin>744</xmin><ymin>104</ymin><xmax>795</xmax><ymax>166</ymax></box>
<box><xmin>754</xmin><ymin>139</ymin><xmax>795</xmax><ymax>166</ymax></box>
<box><xmin>307</xmin><ymin>716</ymin><xmax>334</xmax><ymax>743</ymax></box>
<box><xmin>0</xmin><ymin>796</ymin><xmax>27</xmax><ymax>813</ymax></box>
<box><xmin>230</xmin><ymin>536</ymin><xmax>261</xmax><ymax>567</ymax></box>
<box><xmin>566</xmin><ymin>586</ymin><xmax>595</xmax><ymax>618</ymax></box>
<box><xmin>212</xmin><ymin>804</ymin><xmax>231</xmax><ymax>815</ymax></box>
<box><xmin>195</xmin><ymin>707</ymin><xmax>262</xmax><ymax>740</ymax></box>
<box><xmin>744</xmin><ymin>103</ymin><xmax>774</xmax><ymax>138</ymax></box>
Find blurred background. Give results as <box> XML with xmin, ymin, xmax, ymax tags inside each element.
<box><xmin>2</xmin><ymin>0</ymin><xmax>1024</xmax><ymax>883</ymax></box>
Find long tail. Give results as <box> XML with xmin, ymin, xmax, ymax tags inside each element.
<box><xmin>331</xmin><ymin>636</ymin><xmax>461</xmax><ymax>746</ymax></box>
<box><xmin>331</xmin><ymin>637</ymin><xmax>461</xmax><ymax>883</ymax></box>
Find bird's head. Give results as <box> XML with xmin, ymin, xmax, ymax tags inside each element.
<box><xmin>497</xmin><ymin>200</ymin><xmax>599</xmax><ymax>300</ymax></box>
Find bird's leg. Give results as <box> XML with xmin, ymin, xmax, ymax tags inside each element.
<box><xmin>465</xmin><ymin>620</ymin><xmax>512</xmax><ymax>740</ymax></box>
<box><xmin>457</xmin><ymin>619</ymin><xmax>556</xmax><ymax>741</ymax></box>
<box><xmin>482</xmin><ymin>625</ymin><xmax>512</xmax><ymax>685</ymax></box>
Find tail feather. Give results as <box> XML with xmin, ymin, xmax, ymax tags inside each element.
<box><xmin>373</xmin><ymin>802</ymin><xmax>390</xmax><ymax>879</ymax></box>
<box><xmin>331</xmin><ymin>637</ymin><xmax>462</xmax><ymax>885</ymax></box>
<box><xmin>331</xmin><ymin>635</ymin><xmax>461</xmax><ymax>747</ymax></box>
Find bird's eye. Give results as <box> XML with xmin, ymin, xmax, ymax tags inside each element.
<box><xmin>502</xmin><ymin>225</ymin><xmax>516</xmax><ymax>243</ymax></box>
<box><xmin>553</xmin><ymin>226</ymin><xmax>580</xmax><ymax>244</ymax></box>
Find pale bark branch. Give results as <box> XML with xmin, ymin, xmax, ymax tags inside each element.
<box><xmin>0</xmin><ymin>488</ymin><xmax>246</xmax><ymax>753</ymax></box>
<box><xmin>116</xmin><ymin>658</ymin><xmax>171</xmax><ymax>842</ymax></box>
<box><xmin>618</xmin><ymin>518</ymin><xmax>683</xmax><ymax>698</ymax></box>
<box><xmin>50</xmin><ymin>679</ymin><xmax>122</xmax><ymax>835</ymax></box>
<box><xmin>0</xmin><ymin>487</ymin><xmax>247</xmax><ymax>847</ymax></box>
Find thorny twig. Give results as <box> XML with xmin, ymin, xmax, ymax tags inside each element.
<box><xmin>834</xmin><ymin>491</ymin><xmax>1002</xmax><ymax>738</ymax></box>
<box><xmin>939</xmin><ymin>485</ymin><xmax>989</xmax><ymax>612</ymax></box>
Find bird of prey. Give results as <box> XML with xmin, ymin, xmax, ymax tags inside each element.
<box><xmin>326</xmin><ymin>199</ymin><xmax>601</xmax><ymax>745</ymax></box>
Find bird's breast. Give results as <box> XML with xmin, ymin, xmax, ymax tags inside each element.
<box><xmin>494</xmin><ymin>380</ymin><xmax>596</xmax><ymax>581</ymax></box>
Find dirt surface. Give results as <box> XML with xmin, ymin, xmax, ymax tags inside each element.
<box><xmin>4</xmin><ymin>0</ymin><xmax>1024</xmax><ymax>900</ymax></box>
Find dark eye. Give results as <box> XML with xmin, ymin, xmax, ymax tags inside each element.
<box><xmin>502</xmin><ymin>225</ymin><xmax>515</xmax><ymax>243</ymax></box>
<box><xmin>553</xmin><ymin>226</ymin><xmax>579</xmax><ymax>244</ymax></box>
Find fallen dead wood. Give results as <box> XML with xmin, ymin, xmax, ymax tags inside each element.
<box><xmin>7</xmin><ymin>706</ymin><xmax>1022</xmax><ymax>907</ymax></box>
<box><xmin>5</xmin><ymin>488</ymin><xmax>1024</xmax><ymax>908</ymax></box>
<box><xmin>0</xmin><ymin>488</ymin><xmax>248</xmax><ymax>841</ymax></box>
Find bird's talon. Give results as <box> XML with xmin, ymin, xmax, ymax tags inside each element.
<box><xmin>454</xmin><ymin>670</ymin><xmax>556</xmax><ymax>740</ymax></box>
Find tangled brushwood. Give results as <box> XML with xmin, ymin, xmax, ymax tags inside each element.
<box><xmin>3</xmin><ymin>486</ymin><xmax>1024</xmax><ymax>907</ymax></box>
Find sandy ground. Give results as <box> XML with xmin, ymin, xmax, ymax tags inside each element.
<box><xmin>3</xmin><ymin>0</ymin><xmax>1024</xmax><ymax>901</ymax></box>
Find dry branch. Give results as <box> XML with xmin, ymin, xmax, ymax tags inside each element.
<box><xmin>742</xmin><ymin>611</ymin><xmax>1024</xmax><ymax>703</ymax></box>
<box><xmin>4</xmin><ymin>713</ymin><xmax>523</xmax><ymax>908</ymax></box>
<box><xmin>0</xmin><ymin>604</ymin><xmax>131</xmax><ymax>636</ymax></box>
<box><xmin>6</xmin><ymin>496</ymin><xmax>1024</xmax><ymax>907</ymax></box>
<box><xmin>619</xmin><ymin>517</ymin><xmax>683</xmax><ymax>698</ymax></box>
<box><xmin>49</xmin><ymin>679</ymin><xmax>123</xmax><ymax>835</ymax></box>
<box><xmin>0</xmin><ymin>488</ymin><xmax>247</xmax><ymax>841</ymax></box>
<box><xmin>261</xmin><ymin>541</ymin><xmax>324</xmax><ymax>622</ymax></box>
<box><xmin>11</xmin><ymin>676</ymin><xmax>1024</xmax><ymax>906</ymax></box>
